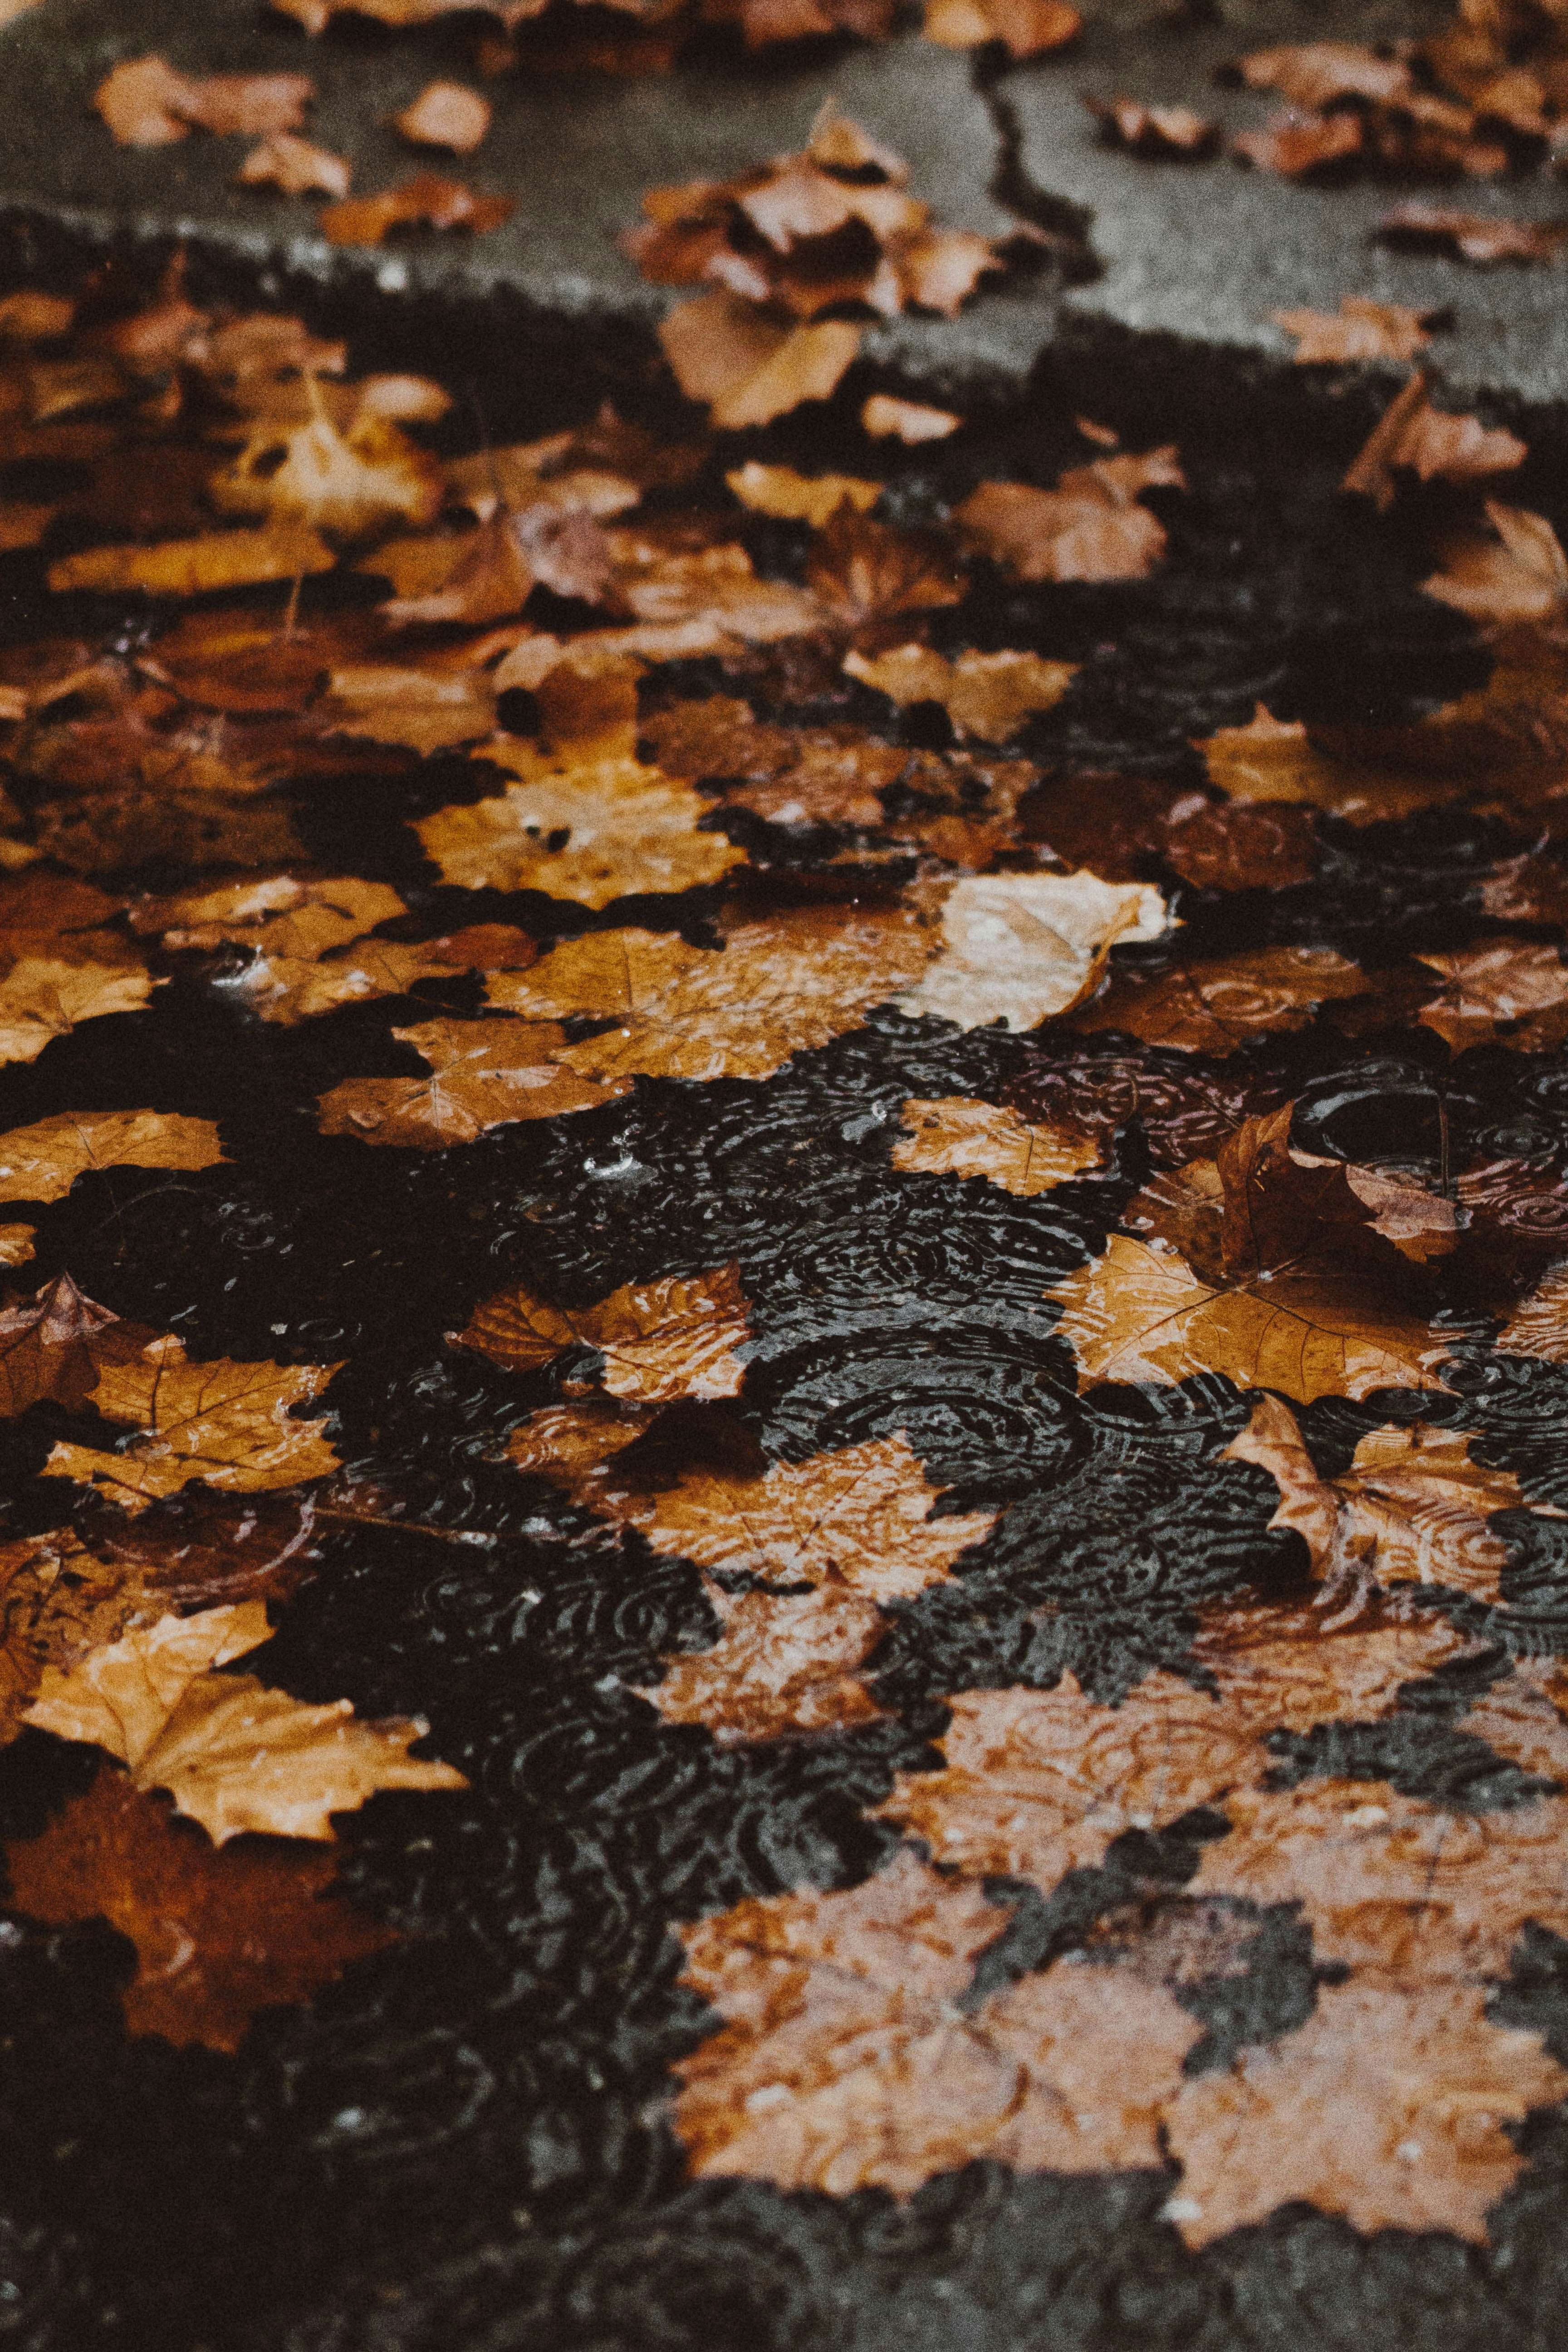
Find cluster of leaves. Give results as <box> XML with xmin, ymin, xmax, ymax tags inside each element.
<box><xmin>3</xmin><ymin>200</ymin><xmax>1568</xmax><ymax>2280</ymax></box>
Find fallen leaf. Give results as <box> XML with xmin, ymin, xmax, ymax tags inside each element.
<box><xmin>316</xmin><ymin>1017</ymin><xmax>628</xmax><ymax>1147</ymax></box>
<box><xmin>0</xmin><ymin>290</ymin><xmax>73</xmax><ymax>342</ymax></box>
<box><xmin>806</xmin><ymin>507</ymin><xmax>966</xmax><ymax>646</ymax></box>
<box><xmin>1162</xmin><ymin>1981</ymin><xmax>1568</xmax><ymax>2245</ymax></box>
<box><xmin>893</xmin><ymin>872</ymin><xmax>1170</xmax><ymax>1033</ymax></box>
<box><xmin>0</xmin><ymin>959</ymin><xmax>160</xmax><ymax>1065</ymax></box>
<box><xmin>672</xmin><ymin>1848</ymin><xmax>1200</xmax><ymax>2193</ymax></box>
<box><xmin>94</xmin><ymin>58</ymin><xmax>313</xmax><ymax>148</ymax></box>
<box><xmin>1378</xmin><ymin>203</ymin><xmax>1568</xmax><ymax>264</ymax></box>
<box><xmin>211</xmin><ymin>406</ymin><xmax>443</xmax><ymax>540</ymax></box>
<box><xmin>0</xmin><ymin>1110</ymin><xmax>224</xmax><ymax>1203</ymax></box>
<box><xmin>1073</xmin><ymin>946</ymin><xmax>1368</xmax><ymax>1054</ymax></box>
<box><xmin>727</xmin><ymin>462</ymin><xmax>881</xmax><ymax>526</ymax></box>
<box><xmin>1343</xmin><ymin>373</ymin><xmax>1526</xmax><ymax>512</ymax></box>
<box><xmin>642</xmin><ymin>696</ymin><xmax>903</xmax><ymax>827</ymax></box>
<box><xmin>4</xmin><ymin>1768</ymin><xmax>399</xmax><ymax>2050</ymax></box>
<box><xmin>1274</xmin><ymin>298</ymin><xmax>1436</xmax><ymax>363</ymax></box>
<box><xmin>22</xmin><ymin>1601</ymin><xmax>465</xmax><ymax>1842</ymax></box>
<box><xmin>844</xmin><ymin>645</ymin><xmax>1075</xmax><ymax>743</ymax></box>
<box><xmin>487</xmin><ymin>907</ymin><xmax>932</xmax><ymax>1082</ymax></box>
<box><xmin>1199</xmin><ymin>704</ymin><xmax>1465</xmax><ymax>825</ymax></box>
<box><xmin>1423</xmin><ymin>502</ymin><xmax>1568</xmax><ymax>630</ymax></box>
<box><xmin>392</xmin><ymin>83</ymin><xmax>492</xmax><ymax>154</ymax></box>
<box><xmin>319</xmin><ymin>176</ymin><xmax>516</xmax><ymax>246</ymax></box>
<box><xmin>1496</xmin><ymin>1260</ymin><xmax>1568</xmax><ymax>1360</ymax></box>
<box><xmin>42</xmin><ymin>1334</ymin><xmax>343</xmax><ymax>1508</ymax></box>
<box><xmin>659</xmin><ymin>296</ymin><xmax>861</xmax><ymax>431</ymax></box>
<box><xmin>1236</xmin><ymin>40</ymin><xmax>1413</xmax><ymax>110</ymax></box>
<box><xmin>318</xmin><ymin>661</ymin><xmax>497</xmax><ymax>754</ymax></box>
<box><xmin>237</xmin><ymin>134</ymin><xmax>351</xmax><ymax>199</ymax></box>
<box><xmin>0</xmin><ymin>1525</ymin><xmax>175</xmax><ymax>1746</ymax></box>
<box><xmin>861</xmin><ymin>394</ymin><xmax>960</xmax><ymax>442</ymax></box>
<box><xmin>451</xmin><ymin>1263</ymin><xmax>751</xmax><ymax>1403</ymax></box>
<box><xmin>1233</xmin><ymin>112</ymin><xmax>1365</xmax><ymax>179</ymax></box>
<box><xmin>955</xmin><ymin>450</ymin><xmax>1185</xmax><ymax>583</ymax></box>
<box><xmin>643</xmin><ymin>1583</ymin><xmax>892</xmax><ymax>1741</ymax></box>
<box><xmin>417</xmin><ymin>737</ymin><xmax>746</xmax><ymax>906</ymax></box>
<box><xmin>1084</xmin><ymin>96</ymin><xmax>1219</xmax><ymax>158</ymax></box>
<box><xmin>133</xmin><ymin>873</ymin><xmax>407</xmax><ymax>959</ymax></box>
<box><xmin>892</xmin><ymin>1097</ymin><xmax>1101</xmax><ymax>1193</ymax></box>
<box><xmin>924</xmin><ymin>0</ymin><xmax>1079</xmax><ymax>58</ymax></box>
<box><xmin>1416</xmin><ymin>939</ymin><xmax>1568</xmax><ymax>1053</ymax></box>
<box><xmin>1458</xmin><ymin>1660</ymin><xmax>1568</xmax><ymax>1783</ymax></box>
<box><xmin>47</xmin><ymin>524</ymin><xmax>334</xmax><ymax>597</ymax></box>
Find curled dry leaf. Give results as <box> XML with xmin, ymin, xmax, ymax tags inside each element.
<box><xmin>861</xmin><ymin>394</ymin><xmax>960</xmax><ymax>443</ymax></box>
<box><xmin>0</xmin><ymin>1110</ymin><xmax>224</xmax><ymax>1203</ymax></box>
<box><xmin>1423</xmin><ymin>502</ymin><xmax>1568</xmax><ymax>630</ymax></box>
<box><xmin>893</xmin><ymin>872</ymin><xmax>1170</xmax><ymax>1033</ymax></box>
<box><xmin>727</xmin><ymin>461</ymin><xmax>880</xmax><ymax>526</ymax></box>
<box><xmin>672</xmin><ymin>1848</ymin><xmax>1201</xmax><ymax>2195</ymax></box>
<box><xmin>94</xmin><ymin>58</ymin><xmax>313</xmax><ymax>148</ymax></box>
<box><xmin>843</xmin><ymin>644</ymin><xmax>1075</xmax><ymax>743</ymax></box>
<box><xmin>1416</xmin><ymin>939</ymin><xmax>1568</xmax><ymax>1053</ymax></box>
<box><xmin>4</xmin><ymin>1768</ymin><xmax>399</xmax><ymax>2051</ymax></box>
<box><xmin>451</xmin><ymin>1263</ymin><xmax>750</xmax><ymax>1404</ymax></box>
<box><xmin>1161</xmin><ymin>1982</ymin><xmax>1568</xmax><ymax>2247</ymax></box>
<box><xmin>892</xmin><ymin>1097</ymin><xmax>1101</xmax><ymax>1194</ymax></box>
<box><xmin>488</xmin><ymin>907</ymin><xmax>932</xmax><ymax>1083</ymax></box>
<box><xmin>660</xmin><ymin>296</ymin><xmax>861</xmax><ymax>431</ymax></box>
<box><xmin>417</xmin><ymin>738</ymin><xmax>746</xmax><ymax>907</ymax></box>
<box><xmin>237</xmin><ymin>135</ymin><xmax>352</xmax><ymax>200</ymax></box>
<box><xmin>923</xmin><ymin>0</ymin><xmax>1080</xmax><ymax>59</ymax></box>
<box><xmin>42</xmin><ymin>1333</ymin><xmax>343</xmax><ymax>1509</ymax></box>
<box><xmin>47</xmin><ymin>523</ymin><xmax>334</xmax><ymax>598</ymax></box>
<box><xmin>1274</xmin><ymin>298</ymin><xmax>1436</xmax><ymax>364</ymax></box>
<box><xmin>1073</xmin><ymin>946</ymin><xmax>1368</xmax><ymax>1055</ymax></box>
<box><xmin>22</xmin><ymin>1601</ymin><xmax>465</xmax><ymax>1843</ymax></box>
<box><xmin>1084</xmin><ymin>97</ymin><xmax>1220</xmax><ymax>158</ymax></box>
<box><xmin>1343</xmin><ymin>373</ymin><xmax>1526</xmax><ymax>513</ymax></box>
<box><xmin>955</xmin><ymin>449</ymin><xmax>1185</xmax><ymax>584</ymax></box>
<box><xmin>1378</xmin><ymin>204</ymin><xmax>1568</xmax><ymax>264</ymax></box>
<box><xmin>317</xmin><ymin>1017</ymin><xmax>629</xmax><ymax>1148</ymax></box>
<box><xmin>319</xmin><ymin>176</ymin><xmax>515</xmax><ymax>248</ymax></box>
<box><xmin>392</xmin><ymin>83</ymin><xmax>492</xmax><ymax>155</ymax></box>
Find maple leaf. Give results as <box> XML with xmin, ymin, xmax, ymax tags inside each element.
<box><xmin>893</xmin><ymin>872</ymin><xmax>1170</xmax><ymax>1033</ymax></box>
<box><xmin>133</xmin><ymin>873</ymin><xmax>407</xmax><ymax>960</ymax></box>
<box><xmin>22</xmin><ymin>1600</ymin><xmax>465</xmax><ymax>1842</ymax></box>
<box><xmin>1423</xmin><ymin>502</ymin><xmax>1568</xmax><ymax>631</ymax></box>
<box><xmin>319</xmin><ymin>660</ymin><xmax>498</xmax><ymax>754</ymax></box>
<box><xmin>843</xmin><ymin>645</ymin><xmax>1075</xmax><ymax>743</ymax></box>
<box><xmin>317</xmin><ymin>1017</ymin><xmax>629</xmax><ymax>1147</ymax></box>
<box><xmin>924</xmin><ymin>0</ymin><xmax>1080</xmax><ymax>59</ymax></box>
<box><xmin>94</xmin><ymin>58</ymin><xmax>314</xmax><ymax>148</ymax></box>
<box><xmin>1199</xmin><ymin>703</ymin><xmax>1465</xmax><ymax>825</ymax></box>
<box><xmin>1416</xmin><ymin>939</ymin><xmax>1568</xmax><ymax>1053</ymax></box>
<box><xmin>1073</xmin><ymin>946</ymin><xmax>1369</xmax><ymax>1055</ymax></box>
<box><xmin>1496</xmin><ymin>1260</ymin><xmax>1568</xmax><ymax>1360</ymax></box>
<box><xmin>0</xmin><ymin>959</ymin><xmax>160</xmax><ymax>1065</ymax></box>
<box><xmin>861</xmin><ymin>395</ymin><xmax>960</xmax><ymax>443</ymax></box>
<box><xmin>392</xmin><ymin>83</ymin><xmax>492</xmax><ymax>154</ymax></box>
<box><xmin>644</xmin><ymin>1585</ymin><xmax>893</xmax><ymax>1742</ymax></box>
<box><xmin>47</xmin><ymin>523</ymin><xmax>335</xmax><ymax>597</ymax></box>
<box><xmin>319</xmin><ymin>176</ymin><xmax>515</xmax><ymax>247</ymax></box>
<box><xmin>1275</xmin><ymin>298</ymin><xmax>1436</xmax><ymax>364</ymax></box>
<box><xmin>0</xmin><ymin>1273</ymin><xmax>155</xmax><ymax>1418</ymax></box>
<box><xmin>1343</xmin><ymin>373</ymin><xmax>1526</xmax><ymax>513</ymax></box>
<box><xmin>451</xmin><ymin>1263</ymin><xmax>750</xmax><ymax>1403</ymax></box>
<box><xmin>892</xmin><ymin>1097</ymin><xmax>1101</xmax><ymax>1194</ymax></box>
<box><xmin>672</xmin><ymin>1848</ymin><xmax>1200</xmax><ymax>2194</ymax></box>
<box><xmin>42</xmin><ymin>1334</ymin><xmax>343</xmax><ymax>1509</ymax></box>
<box><xmin>1378</xmin><ymin>204</ymin><xmax>1568</xmax><ymax>265</ymax></box>
<box><xmin>806</xmin><ymin>508</ymin><xmax>966</xmax><ymax>647</ymax></box>
<box><xmin>5</xmin><ymin>1768</ymin><xmax>399</xmax><ymax>2052</ymax></box>
<box><xmin>487</xmin><ymin>907</ymin><xmax>932</xmax><ymax>1083</ymax></box>
<box><xmin>416</xmin><ymin>738</ymin><xmax>746</xmax><ymax>907</ymax></box>
<box><xmin>642</xmin><ymin>696</ymin><xmax>903</xmax><ymax>827</ymax></box>
<box><xmin>1018</xmin><ymin>770</ymin><xmax>1320</xmax><ymax>892</ymax></box>
<box><xmin>210</xmin><ymin>404</ymin><xmax>444</xmax><ymax>541</ymax></box>
<box><xmin>237</xmin><ymin>134</ymin><xmax>352</xmax><ymax>200</ymax></box>
<box><xmin>1084</xmin><ymin>96</ymin><xmax>1220</xmax><ymax>157</ymax></box>
<box><xmin>1458</xmin><ymin>1660</ymin><xmax>1568</xmax><ymax>1786</ymax></box>
<box><xmin>727</xmin><ymin>462</ymin><xmax>880</xmax><ymax>527</ymax></box>
<box><xmin>0</xmin><ymin>1525</ymin><xmax>174</xmax><ymax>1747</ymax></box>
<box><xmin>660</xmin><ymin>296</ymin><xmax>862</xmax><ymax>431</ymax></box>
<box><xmin>0</xmin><ymin>1111</ymin><xmax>224</xmax><ymax>1204</ymax></box>
<box><xmin>955</xmin><ymin>449</ymin><xmax>1185</xmax><ymax>584</ymax></box>
<box><xmin>1161</xmin><ymin>1981</ymin><xmax>1568</xmax><ymax>2246</ymax></box>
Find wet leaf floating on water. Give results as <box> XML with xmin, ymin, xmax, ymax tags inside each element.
<box><xmin>22</xmin><ymin>1602</ymin><xmax>466</xmax><ymax>1843</ymax></box>
<box><xmin>0</xmin><ymin>1274</ymin><xmax>157</xmax><ymax>1419</ymax></box>
<box><xmin>892</xmin><ymin>1097</ymin><xmax>1102</xmax><ymax>1194</ymax></box>
<box><xmin>893</xmin><ymin>872</ymin><xmax>1170</xmax><ymax>1033</ymax></box>
<box><xmin>0</xmin><ymin>1111</ymin><xmax>225</xmax><ymax>1203</ymax></box>
<box><xmin>843</xmin><ymin>645</ymin><xmax>1076</xmax><ymax>743</ymax></box>
<box><xmin>1072</xmin><ymin>946</ymin><xmax>1369</xmax><ymax>1055</ymax></box>
<box><xmin>659</xmin><ymin>299</ymin><xmax>863</xmax><ymax>431</ymax></box>
<box><xmin>4</xmin><ymin>1768</ymin><xmax>400</xmax><ymax>2051</ymax></box>
<box><xmin>954</xmin><ymin>448</ymin><xmax>1185</xmax><ymax>583</ymax></box>
<box><xmin>1198</xmin><ymin>704</ymin><xmax>1466</xmax><ymax>825</ymax></box>
<box><xmin>1415</xmin><ymin>939</ymin><xmax>1568</xmax><ymax>1053</ymax></box>
<box><xmin>1496</xmin><ymin>1260</ymin><xmax>1568</xmax><ymax>1360</ymax></box>
<box><xmin>0</xmin><ymin>958</ymin><xmax>161</xmax><ymax>1065</ymax></box>
<box><xmin>317</xmin><ymin>1018</ymin><xmax>630</xmax><ymax>1147</ymax></box>
<box><xmin>451</xmin><ymin>1262</ymin><xmax>751</xmax><ymax>1403</ymax></box>
<box><xmin>42</xmin><ymin>1335</ymin><xmax>344</xmax><ymax>1508</ymax></box>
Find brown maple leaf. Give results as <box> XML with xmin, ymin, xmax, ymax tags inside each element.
<box><xmin>1084</xmin><ymin>96</ymin><xmax>1219</xmax><ymax>157</ymax></box>
<box><xmin>1496</xmin><ymin>1260</ymin><xmax>1568</xmax><ymax>1360</ymax></box>
<box><xmin>487</xmin><ymin>907</ymin><xmax>933</xmax><ymax>1083</ymax></box>
<box><xmin>1073</xmin><ymin>946</ymin><xmax>1368</xmax><ymax>1054</ymax></box>
<box><xmin>5</xmin><ymin>1768</ymin><xmax>400</xmax><ymax>2049</ymax></box>
<box><xmin>1275</xmin><ymin>298</ymin><xmax>1437</xmax><ymax>364</ymax></box>
<box><xmin>642</xmin><ymin>697</ymin><xmax>902</xmax><ymax>828</ymax></box>
<box><xmin>0</xmin><ymin>1111</ymin><xmax>224</xmax><ymax>1204</ymax></box>
<box><xmin>317</xmin><ymin>1017</ymin><xmax>628</xmax><ymax>1148</ymax></box>
<box><xmin>416</xmin><ymin>737</ymin><xmax>746</xmax><ymax>907</ymax></box>
<box><xmin>843</xmin><ymin>645</ymin><xmax>1075</xmax><ymax>743</ymax></box>
<box><xmin>1343</xmin><ymin>373</ymin><xmax>1526</xmax><ymax>513</ymax></box>
<box><xmin>237</xmin><ymin>134</ymin><xmax>352</xmax><ymax>200</ymax></box>
<box><xmin>392</xmin><ymin>83</ymin><xmax>492</xmax><ymax>154</ymax></box>
<box><xmin>1423</xmin><ymin>502</ymin><xmax>1568</xmax><ymax>631</ymax></box>
<box><xmin>727</xmin><ymin>461</ymin><xmax>881</xmax><ymax>528</ymax></box>
<box><xmin>659</xmin><ymin>298</ymin><xmax>862</xmax><ymax>432</ymax></box>
<box><xmin>892</xmin><ymin>1097</ymin><xmax>1101</xmax><ymax>1194</ymax></box>
<box><xmin>319</xmin><ymin>176</ymin><xmax>515</xmax><ymax>247</ymax></box>
<box><xmin>42</xmin><ymin>1333</ymin><xmax>343</xmax><ymax>1509</ymax></box>
<box><xmin>955</xmin><ymin>449</ymin><xmax>1185</xmax><ymax>584</ymax></box>
<box><xmin>210</xmin><ymin>403</ymin><xmax>444</xmax><ymax>542</ymax></box>
<box><xmin>0</xmin><ymin>1273</ymin><xmax>155</xmax><ymax>1419</ymax></box>
<box><xmin>0</xmin><ymin>958</ymin><xmax>161</xmax><ymax>1066</ymax></box>
<box><xmin>451</xmin><ymin>1263</ymin><xmax>750</xmax><ymax>1404</ymax></box>
<box><xmin>1017</xmin><ymin>770</ymin><xmax>1319</xmax><ymax>891</ymax></box>
<box><xmin>924</xmin><ymin>0</ymin><xmax>1079</xmax><ymax>59</ymax></box>
<box><xmin>805</xmin><ymin>507</ymin><xmax>967</xmax><ymax>648</ymax></box>
<box><xmin>48</xmin><ymin>523</ymin><xmax>335</xmax><ymax>598</ymax></box>
<box><xmin>1416</xmin><ymin>939</ymin><xmax>1568</xmax><ymax>1053</ymax></box>
<box><xmin>0</xmin><ymin>1525</ymin><xmax>176</xmax><ymax>1747</ymax></box>
<box><xmin>893</xmin><ymin>872</ymin><xmax>1170</xmax><ymax>1033</ymax></box>
<box><xmin>22</xmin><ymin>1600</ymin><xmax>465</xmax><ymax>1842</ymax></box>
<box><xmin>672</xmin><ymin>1848</ymin><xmax>1200</xmax><ymax>2194</ymax></box>
<box><xmin>1161</xmin><ymin>1980</ymin><xmax>1568</xmax><ymax>2245</ymax></box>
<box><xmin>1378</xmin><ymin>204</ymin><xmax>1568</xmax><ymax>265</ymax></box>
